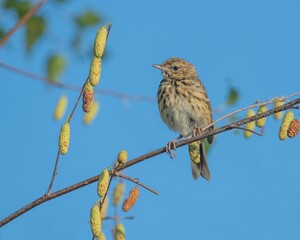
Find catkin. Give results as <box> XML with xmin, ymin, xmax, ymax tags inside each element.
<box><xmin>89</xmin><ymin>57</ymin><xmax>102</xmax><ymax>87</ymax></box>
<box><xmin>100</xmin><ymin>196</ymin><xmax>109</xmax><ymax>219</ymax></box>
<box><xmin>287</xmin><ymin>119</ymin><xmax>300</xmax><ymax>138</ymax></box>
<box><xmin>54</xmin><ymin>95</ymin><xmax>68</xmax><ymax>120</ymax></box>
<box><xmin>94</xmin><ymin>26</ymin><xmax>108</xmax><ymax>58</ymax></box>
<box><xmin>256</xmin><ymin>105</ymin><xmax>267</xmax><ymax>127</ymax></box>
<box><xmin>188</xmin><ymin>141</ymin><xmax>200</xmax><ymax>164</ymax></box>
<box><xmin>279</xmin><ymin>111</ymin><xmax>294</xmax><ymax>140</ymax></box>
<box><xmin>58</xmin><ymin>121</ymin><xmax>70</xmax><ymax>155</ymax></box>
<box><xmin>83</xmin><ymin>101</ymin><xmax>99</xmax><ymax>125</ymax></box>
<box><xmin>114</xmin><ymin>222</ymin><xmax>126</xmax><ymax>240</ymax></box>
<box><xmin>113</xmin><ymin>182</ymin><xmax>125</xmax><ymax>206</ymax></box>
<box><xmin>97</xmin><ymin>169</ymin><xmax>109</xmax><ymax>197</ymax></box>
<box><xmin>244</xmin><ymin>109</ymin><xmax>256</xmax><ymax>138</ymax></box>
<box><xmin>117</xmin><ymin>150</ymin><xmax>128</xmax><ymax>164</ymax></box>
<box><xmin>122</xmin><ymin>186</ymin><xmax>140</xmax><ymax>212</ymax></box>
<box><xmin>90</xmin><ymin>204</ymin><xmax>102</xmax><ymax>238</ymax></box>
<box><xmin>82</xmin><ymin>83</ymin><xmax>94</xmax><ymax>113</ymax></box>
<box><xmin>274</xmin><ymin>98</ymin><xmax>284</xmax><ymax>120</ymax></box>
<box><xmin>98</xmin><ymin>232</ymin><xmax>106</xmax><ymax>240</ymax></box>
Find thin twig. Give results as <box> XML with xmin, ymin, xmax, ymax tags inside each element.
<box><xmin>0</xmin><ymin>0</ymin><xmax>47</xmax><ymax>47</ymax></box>
<box><xmin>69</xmin><ymin>78</ymin><xmax>88</xmax><ymax>122</ymax></box>
<box><xmin>232</xmin><ymin>125</ymin><xmax>263</xmax><ymax>136</ymax></box>
<box><xmin>46</xmin><ymin>78</ymin><xmax>88</xmax><ymax>194</ymax></box>
<box><xmin>0</xmin><ymin>97</ymin><xmax>299</xmax><ymax>227</ymax></box>
<box><xmin>0</xmin><ymin>61</ymin><xmax>155</xmax><ymax>102</ymax></box>
<box><xmin>103</xmin><ymin>216</ymin><xmax>134</xmax><ymax>221</ymax></box>
<box><xmin>114</xmin><ymin>172</ymin><xmax>159</xmax><ymax>195</ymax></box>
<box><xmin>203</xmin><ymin>91</ymin><xmax>300</xmax><ymax>131</ymax></box>
<box><xmin>46</xmin><ymin>151</ymin><xmax>61</xmax><ymax>194</ymax></box>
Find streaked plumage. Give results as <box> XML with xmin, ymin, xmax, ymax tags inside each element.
<box><xmin>153</xmin><ymin>57</ymin><xmax>213</xmax><ymax>180</ymax></box>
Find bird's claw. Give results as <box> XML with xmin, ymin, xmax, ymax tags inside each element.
<box><xmin>193</xmin><ymin>127</ymin><xmax>203</xmax><ymax>137</ymax></box>
<box><xmin>166</xmin><ymin>140</ymin><xmax>176</xmax><ymax>159</ymax></box>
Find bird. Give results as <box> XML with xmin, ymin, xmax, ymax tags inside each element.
<box><xmin>152</xmin><ymin>57</ymin><xmax>213</xmax><ymax>180</ymax></box>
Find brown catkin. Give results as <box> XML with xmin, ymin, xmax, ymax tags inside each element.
<box><xmin>89</xmin><ymin>57</ymin><xmax>101</xmax><ymax>87</ymax></box>
<box><xmin>188</xmin><ymin>141</ymin><xmax>200</xmax><ymax>164</ymax></box>
<box><xmin>287</xmin><ymin>119</ymin><xmax>300</xmax><ymax>138</ymax></box>
<box><xmin>82</xmin><ymin>83</ymin><xmax>94</xmax><ymax>113</ymax></box>
<box><xmin>122</xmin><ymin>186</ymin><xmax>140</xmax><ymax>212</ymax></box>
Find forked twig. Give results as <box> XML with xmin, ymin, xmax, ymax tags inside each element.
<box><xmin>114</xmin><ymin>172</ymin><xmax>159</xmax><ymax>195</ymax></box>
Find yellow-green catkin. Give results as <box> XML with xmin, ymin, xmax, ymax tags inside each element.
<box><xmin>244</xmin><ymin>109</ymin><xmax>256</xmax><ymax>138</ymax></box>
<box><xmin>58</xmin><ymin>121</ymin><xmax>70</xmax><ymax>155</ymax></box>
<box><xmin>83</xmin><ymin>101</ymin><xmax>100</xmax><ymax>125</ymax></box>
<box><xmin>279</xmin><ymin>111</ymin><xmax>294</xmax><ymax>140</ymax></box>
<box><xmin>100</xmin><ymin>196</ymin><xmax>109</xmax><ymax>219</ymax></box>
<box><xmin>94</xmin><ymin>26</ymin><xmax>108</xmax><ymax>58</ymax></box>
<box><xmin>117</xmin><ymin>150</ymin><xmax>128</xmax><ymax>164</ymax></box>
<box><xmin>274</xmin><ymin>98</ymin><xmax>284</xmax><ymax>120</ymax></box>
<box><xmin>82</xmin><ymin>82</ymin><xmax>94</xmax><ymax>113</ymax></box>
<box><xmin>113</xmin><ymin>182</ymin><xmax>125</xmax><ymax>206</ymax></box>
<box><xmin>256</xmin><ymin>105</ymin><xmax>267</xmax><ymax>127</ymax></box>
<box><xmin>54</xmin><ymin>95</ymin><xmax>68</xmax><ymax>120</ymax></box>
<box><xmin>90</xmin><ymin>204</ymin><xmax>102</xmax><ymax>238</ymax></box>
<box><xmin>114</xmin><ymin>222</ymin><xmax>126</xmax><ymax>240</ymax></box>
<box><xmin>97</xmin><ymin>169</ymin><xmax>109</xmax><ymax>197</ymax></box>
<box><xmin>98</xmin><ymin>232</ymin><xmax>106</xmax><ymax>240</ymax></box>
<box><xmin>89</xmin><ymin>57</ymin><xmax>102</xmax><ymax>87</ymax></box>
<box><xmin>188</xmin><ymin>141</ymin><xmax>200</xmax><ymax>164</ymax></box>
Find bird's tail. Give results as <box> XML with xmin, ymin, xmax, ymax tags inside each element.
<box><xmin>189</xmin><ymin>141</ymin><xmax>210</xmax><ymax>180</ymax></box>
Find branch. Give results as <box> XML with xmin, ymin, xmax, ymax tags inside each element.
<box><xmin>0</xmin><ymin>0</ymin><xmax>48</xmax><ymax>47</ymax></box>
<box><xmin>0</xmin><ymin>61</ymin><xmax>155</xmax><ymax>102</ymax></box>
<box><xmin>1</xmin><ymin>97</ymin><xmax>299</xmax><ymax>227</ymax></box>
<box><xmin>114</xmin><ymin>172</ymin><xmax>159</xmax><ymax>195</ymax></box>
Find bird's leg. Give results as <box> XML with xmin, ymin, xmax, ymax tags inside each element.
<box><xmin>166</xmin><ymin>135</ymin><xmax>183</xmax><ymax>159</ymax></box>
<box><xmin>192</xmin><ymin>127</ymin><xmax>203</xmax><ymax>137</ymax></box>
<box><xmin>184</xmin><ymin>127</ymin><xmax>203</xmax><ymax>141</ymax></box>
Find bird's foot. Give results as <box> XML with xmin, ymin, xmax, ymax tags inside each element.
<box><xmin>192</xmin><ymin>127</ymin><xmax>203</xmax><ymax>137</ymax></box>
<box><xmin>166</xmin><ymin>135</ymin><xmax>183</xmax><ymax>159</ymax></box>
<box><xmin>166</xmin><ymin>140</ymin><xmax>177</xmax><ymax>159</ymax></box>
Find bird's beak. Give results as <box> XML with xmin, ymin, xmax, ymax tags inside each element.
<box><xmin>152</xmin><ymin>64</ymin><xmax>168</xmax><ymax>72</ymax></box>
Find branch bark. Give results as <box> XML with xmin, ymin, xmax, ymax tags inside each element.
<box><xmin>1</xmin><ymin>97</ymin><xmax>299</xmax><ymax>227</ymax></box>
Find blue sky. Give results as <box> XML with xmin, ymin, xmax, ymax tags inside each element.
<box><xmin>1</xmin><ymin>0</ymin><xmax>300</xmax><ymax>239</ymax></box>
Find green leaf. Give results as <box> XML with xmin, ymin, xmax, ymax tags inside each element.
<box><xmin>4</xmin><ymin>0</ymin><xmax>32</xmax><ymax>18</ymax></box>
<box><xmin>226</xmin><ymin>87</ymin><xmax>239</xmax><ymax>106</ymax></box>
<box><xmin>25</xmin><ymin>16</ymin><xmax>45</xmax><ymax>52</ymax></box>
<box><xmin>47</xmin><ymin>54</ymin><xmax>66</xmax><ymax>82</ymax></box>
<box><xmin>75</xmin><ymin>11</ymin><xmax>101</xmax><ymax>28</ymax></box>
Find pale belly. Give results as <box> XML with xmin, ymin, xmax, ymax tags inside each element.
<box><xmin>159</xmin><ymin>99</ymin><xmax>209</xmax><ymax>137</ymax></box>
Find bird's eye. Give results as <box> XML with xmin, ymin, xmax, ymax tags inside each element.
<box><xmin>173</xmin><ymin>66</ymin><xmax>179</xmax><ymax>70</ymax></box>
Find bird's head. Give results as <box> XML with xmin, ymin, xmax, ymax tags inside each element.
<box><xmin>152</xmin><ymin>57</ymin><xmax>197</xmax><ymax>80</ymax></box>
